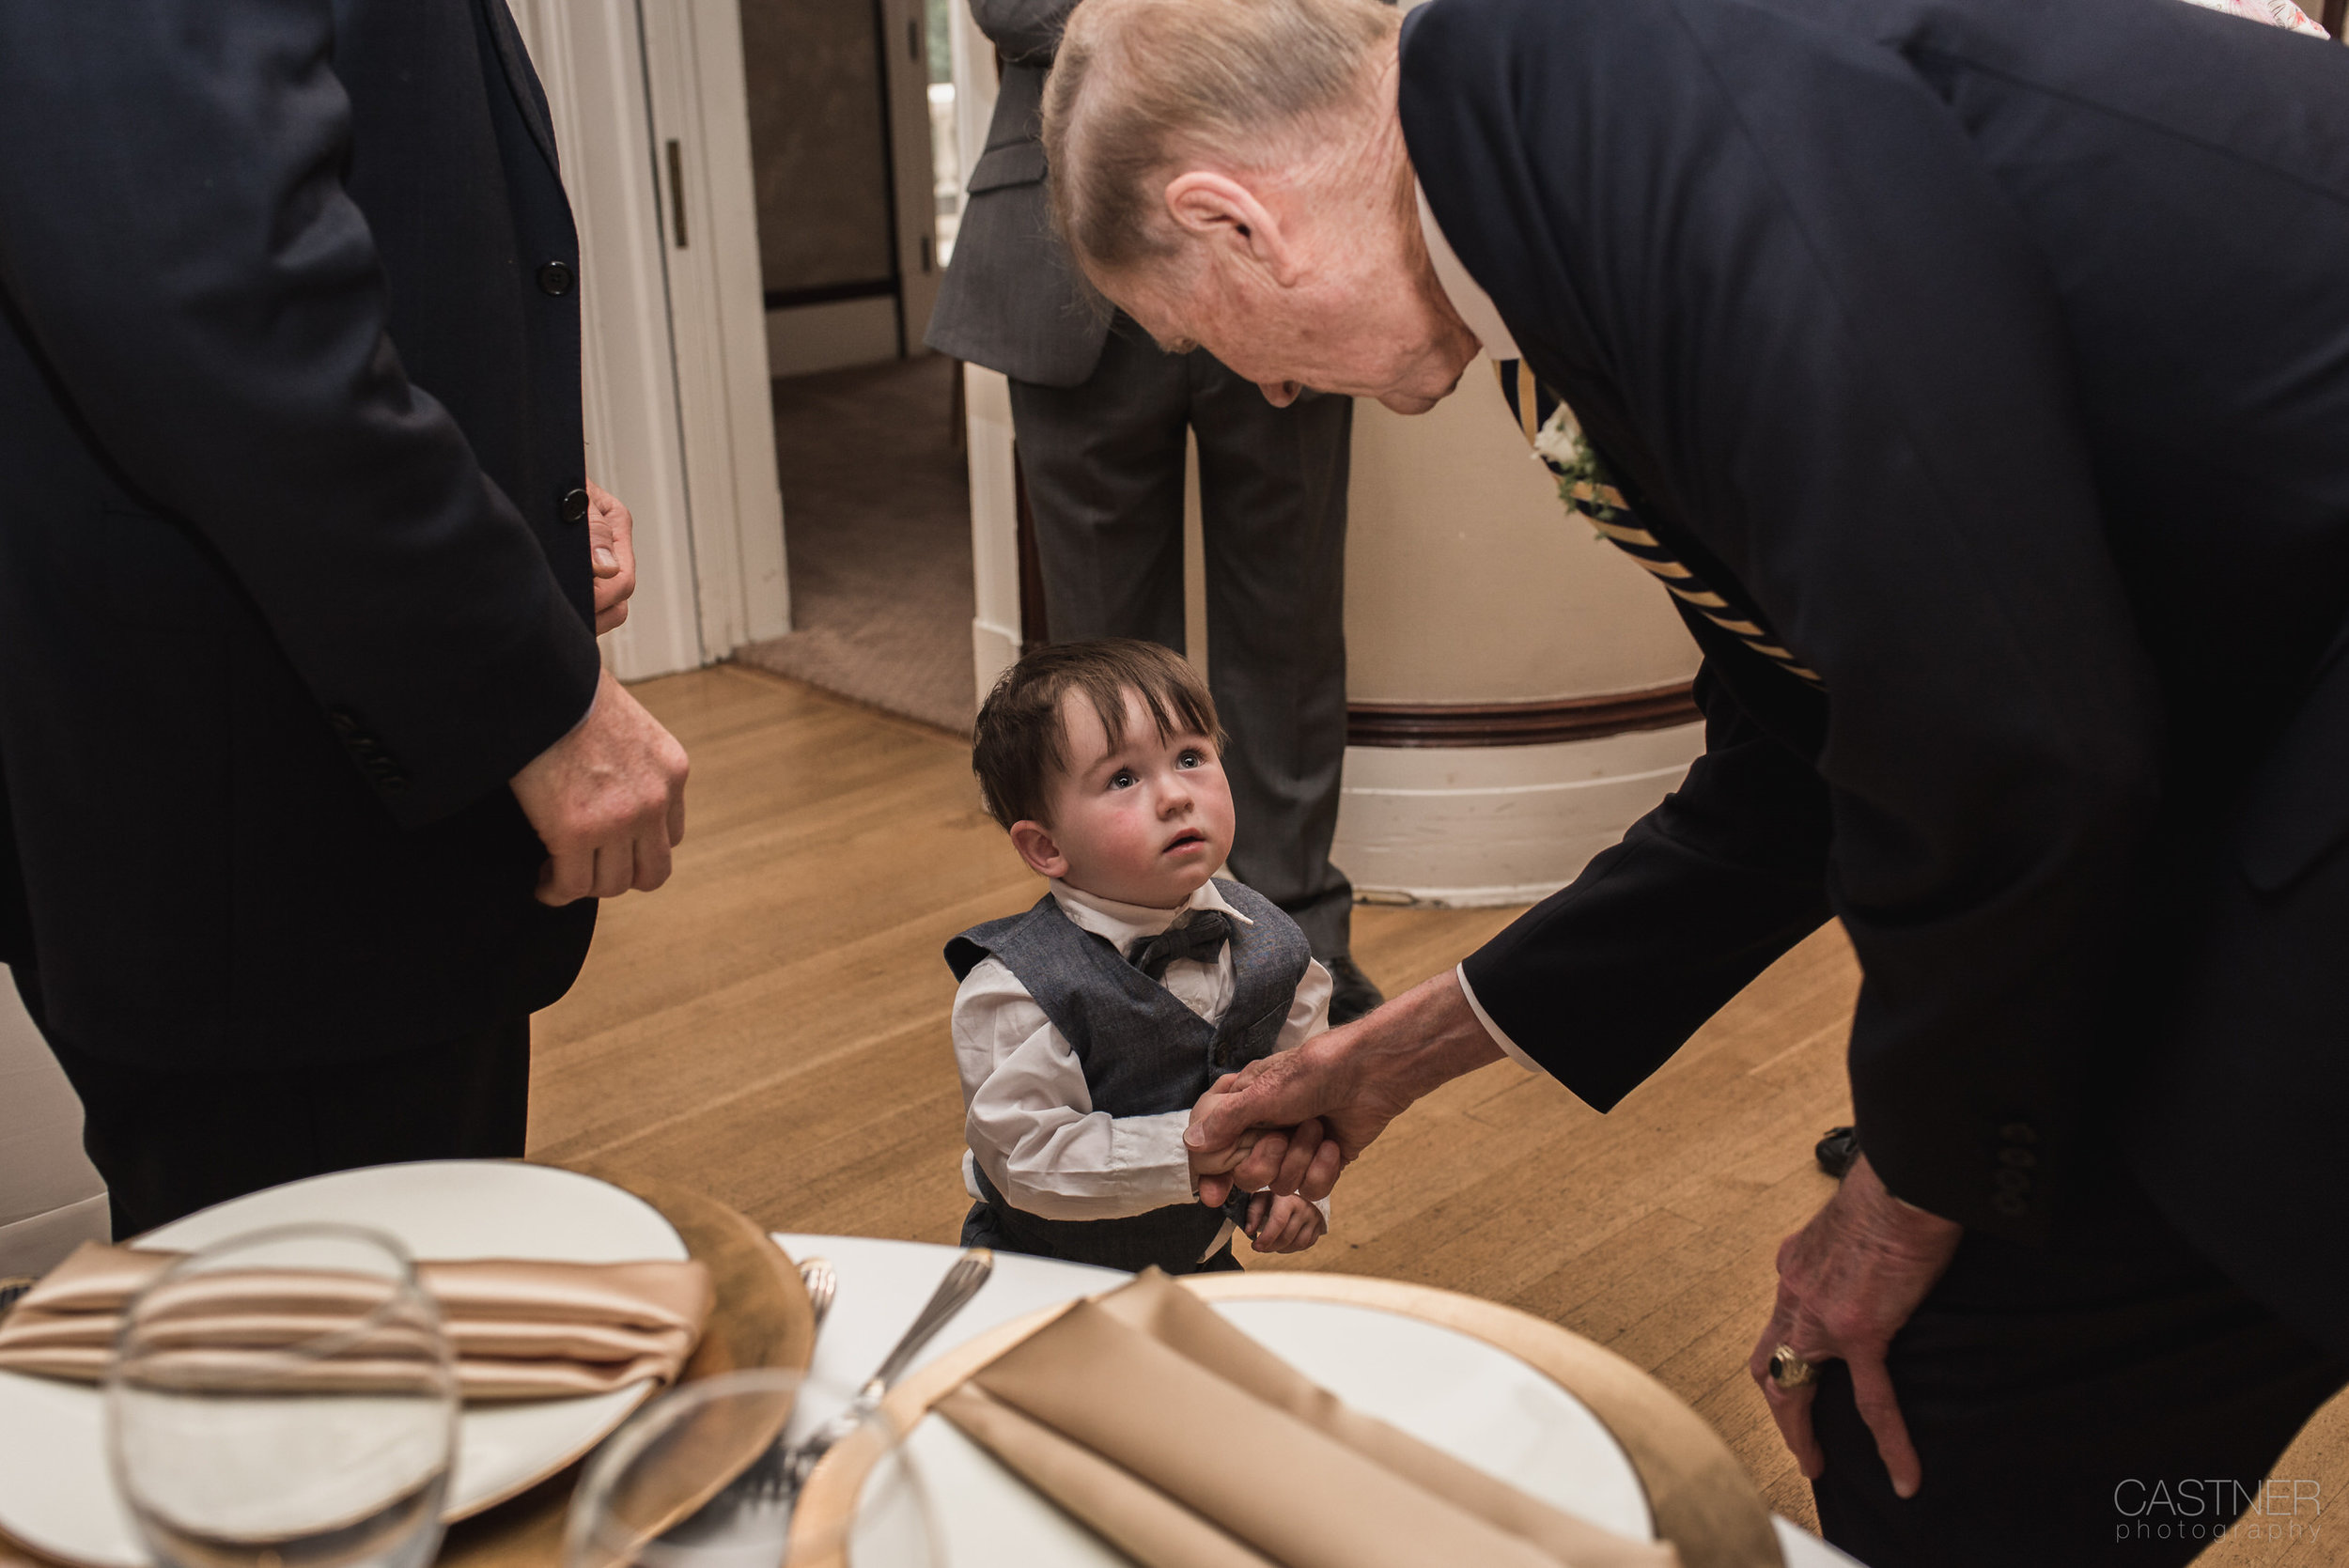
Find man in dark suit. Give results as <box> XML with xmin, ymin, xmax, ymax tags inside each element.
<box><xmin>1040</xmin><ymin>0</ymin><xmax>2349</xmax><ymax>1560</ymax></box>
<box><xmin>0</xmin><ymin>0</ymin><xmax>690</xmax><ymax>1236</ymax></box>
<box><xmin>926</xmin><ymin>0</ymin><xmax>1381</xmax><ymax>1023</ymax></box>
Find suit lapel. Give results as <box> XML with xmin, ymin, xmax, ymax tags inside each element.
<box><xmin>474</xmin><ymin>0</ymin><xmax>561</xmax><ymax>178</ymax></box>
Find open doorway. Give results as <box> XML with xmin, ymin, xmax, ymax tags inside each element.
<box><xmin>730</xmin><ymin>0</ymin><xmax>979</xmax><ymax>736</ymax></box>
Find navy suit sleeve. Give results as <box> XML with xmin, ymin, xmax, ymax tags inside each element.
<box><xmin>0</xmin><ymin>0</ymin><xmax>601</xmax><ymax>828</ymax></box>
<box><xmin>1414</xmin><ymin>0</ymin><xmax>2167</xmax><ymax>1236</ymax></box>
<box><xmin>1462</xmin><ymin>663</ymin><xmax>1834</xmax><ymax>1111</ymax></box>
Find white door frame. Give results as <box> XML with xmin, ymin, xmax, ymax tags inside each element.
<box><xmin>507</xmin><ymin>0</ymin><xmax>788</xmax><ymax>681</ymax></box>
<box><xmin>947</xmin><ymin>5</ymin><xmax>1023</xmax><ymax>708</ymax></box>
<box><xmin>879</xmin><ymin>0</ymin><xmax>945</xmax><ymax>350</ymax></box>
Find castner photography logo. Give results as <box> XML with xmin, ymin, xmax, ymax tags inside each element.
<box><xmin>2114</xmin><ymin>1478</ymin><xmax>2322</xmax><ymax>1546</ymax></box>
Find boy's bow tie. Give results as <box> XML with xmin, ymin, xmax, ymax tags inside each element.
<box><xmin>1125</xmin><ymin>910</ymin><xmax>1233</xmax><ymax>981</ymax></box>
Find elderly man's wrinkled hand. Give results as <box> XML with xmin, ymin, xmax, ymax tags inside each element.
<box><xmin>510</xmin><ymin>666</ymin><xmax>690</xmax><ymax>904</ymax></box>
<box><xmin>1186</xmin><ymin>970</ymin><xmax>1505</xmax><ymax>1208</ymax></box>
<box><xmin>1187</xmin><ymin>1071</ymin><xmax>1331</xmax><ymax>1205</ymax></box>
<box><xmin>1749</xmin><ymin>1153</ymin><xmax>1963</xmax><ymax>1500</ymax></box>
<box><xmin>1187</xmin><ymin>1051</ymin><xmax>1349</xmax><ymax>1208</ymax></box>
<box><xmin>1185</xmin><ymin>1085</ymin><xmax>1266</xmax><ymax>1195</ymax></box>
<box><xmin>586</xmin><ymin>478</ymin><xmax>637</xmax><ymax>635</ymax></box>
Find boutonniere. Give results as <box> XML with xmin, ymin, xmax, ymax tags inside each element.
<box><xmin>1531</xmin><ymin>402</ymin><xmax>1631</xmax><ymax>532</ymax></box>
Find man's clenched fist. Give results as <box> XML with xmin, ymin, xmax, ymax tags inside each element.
<box><xmin>509</xmin><ymin>666</ymin><xmax>689</xmax><ymax>904</ymax></box>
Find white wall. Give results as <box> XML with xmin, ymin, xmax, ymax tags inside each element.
<box><xmin>1345</xmin><ymin>368</ymin><xmax>1697</xmax><ymax>704</ymax></box>
<box><xmin>967</xmin><ymin>364</ymin><xmax>1023</xmax><ymax>702</ymax></box>
<box><xmin>1333</xmin><ymin>370</ymin><xmax>1703</xmax><ymax>904</ymax></box>
<box><xmin>0</xmin><ymin>974</ymin><xmax>107</xmax><ymax>1275</ymax></box>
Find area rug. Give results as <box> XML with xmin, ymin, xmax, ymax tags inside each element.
<box><xmin>735</xmin><ymin>354</ymin><xmax>976</xmax><ymax>737</ymax></box>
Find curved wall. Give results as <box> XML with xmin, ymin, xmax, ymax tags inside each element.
<box><xmin>1334</xmin><ymin>367</ymin><xmax>1704</xmax><ymax>907</ymax></box>
<box><xmin>1344</xmin><ymin>363</ymin><xmax>1698</xmax><ymax>704</ymax></box>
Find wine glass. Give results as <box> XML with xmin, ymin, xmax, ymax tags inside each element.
<box><xmin>564</xmin><ymin>1369</ymin><xmax>934</xmax><ymax>1568</ymax></box>
<box><xmin>106</xmin><ymin>1224</ymin><xmax>458</xmax><ymax>1568</ymax></box>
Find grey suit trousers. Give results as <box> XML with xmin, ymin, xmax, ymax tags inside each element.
<box><xmin>1007</xmin><ymin>317</ymin><xmax>1357</xmax><ymax>956</ymax></box>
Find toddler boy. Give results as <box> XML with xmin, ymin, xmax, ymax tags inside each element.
<box><xmin>949</xmin><ymin>639</ymin><xmax>1333</xmax><ymax>1273</ymax></box>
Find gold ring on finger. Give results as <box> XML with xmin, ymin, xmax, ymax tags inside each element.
<box><xmin>1767</xmin><ymin>1343</ymin><xmax>1820</xmax><ymax>1390</ymax></box>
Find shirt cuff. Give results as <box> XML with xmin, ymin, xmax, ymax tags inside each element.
<box><xmin>1455</xmin><ymin>963</ymin><xmax>1543</xmax><ymax>1073</ymax></box>
<box><xmin>1109</xmin><ymin>1111</ymin><xmax>1201</xmax><ymax>1209</ymax></box>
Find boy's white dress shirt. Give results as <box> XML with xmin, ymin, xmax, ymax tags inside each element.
<box><xmin>953</xmin><ymin>876</ymin><xmax>1333</xmax><ymax>1259</ymax></box>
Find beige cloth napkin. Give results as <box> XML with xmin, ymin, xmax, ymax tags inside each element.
<box><xmin>0</xmin><ymin>1242</ymin><xmax>712</xmax><ymax>1400</ymax></box>
<box><xmin>936</xmin><ymin>1269</ymin><xmax>1680</xmax><ymax>1568</ymax></box>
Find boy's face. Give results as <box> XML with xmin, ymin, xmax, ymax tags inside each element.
<box><xmin>1008</xmin><ymin>687</ymin><xmax>1236</xmax><ymax>908</ymax></box>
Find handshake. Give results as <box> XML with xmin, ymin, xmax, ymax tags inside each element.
<box><xmin>1177</xmin><ymin>1031</ymin><xmax>1385</xmax><ymax>1257</ymax></box>
<box><xmin>1177</xmin><ymin>970</ymin><xmax>1508</xmax><ymax>1254</ymax></box>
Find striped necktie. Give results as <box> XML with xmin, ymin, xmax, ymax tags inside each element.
<box><xmin>1496</xmin><ymin>362</ymin><xmax>1824</xmax><ymax>690</ymax></box>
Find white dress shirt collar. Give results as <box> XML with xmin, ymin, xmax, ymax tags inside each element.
<box><xmin>1416</xmin><ymin>181</ymin><xmax>1520</xmax><ymax>361</ymax></box>
<box><xmin>1048</xmin><ymin>875</ymin><xmax>1253</xmax><ymax>950</ymax></box>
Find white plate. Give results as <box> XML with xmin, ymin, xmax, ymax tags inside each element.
<box><xmin>0</xmin><ymin>1160</ymin><xmax>687</xmax><ymax>1568</ymax></box>
<box><xmin>865</xmin><ymin>1296</ymin><xmax>1655</xmax><ymax>1568</ymax></box>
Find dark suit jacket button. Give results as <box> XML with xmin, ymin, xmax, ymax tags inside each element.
<box><xmin>1999</xmin><ymin>1122</ymin><xmax>2038</xmax><ymax>1145</ymax></box>
<box><xmin>1992</xmin><ymin>1191</ymin><xmax>2030</xmax><ymax>1218</ymax></box>
<box><xmin>1994</xmin><ymin>1167</ymin><xmax>2032</xmax><ymax>1195</ymax></box>
<box><xmin>1999</xmin><ymin>1146</ymin><xmax>2037</xmax><ymax>1169</ymax></box>
<box><xmin>537</xmin><ymin>260</ymin><xmax>574</xmax><ymax>296</ymax></box>
<box><xmin>560</xmin><ymin>487</ymin><xmax>590</xmax><ymax>523</ymax></box>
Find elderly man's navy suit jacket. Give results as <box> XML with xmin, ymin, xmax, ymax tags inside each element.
<box><xmin>1410</xmin><ymin>0</ymin><xmax>2349</xmax><ymax>1342</ymax></box>
<box><xmin>0</xmin><ymin>0</ymin><xmax>604</xmax><ymax>1069</ymax></box>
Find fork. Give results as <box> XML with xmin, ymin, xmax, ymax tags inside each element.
<box><xmin>797</xmin><ymin>1257</ymin><xmax>837</xmax><ymax>1332</ymax></box>
<box><xmin>746</xmin><ymin>1248</ymin><xmax>994</xmax><ymax>1498</ymax></box>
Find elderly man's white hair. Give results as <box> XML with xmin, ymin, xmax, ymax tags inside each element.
<box><xmin>1042</xmin><ymin>0</ymin><xmax>1400</xmax><ymax>280</ymax></box>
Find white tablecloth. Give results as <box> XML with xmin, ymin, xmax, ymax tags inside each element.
<box><xmin>770</xmin><ymin>1233</ymin><xmax>1862</xmax><ymax>1568</ymax></box>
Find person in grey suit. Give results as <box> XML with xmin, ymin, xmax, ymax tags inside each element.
<box><xmin>926</xmin><ymin>0</ymin><xmax>1381</xmax><ymax>1022</ymax></box>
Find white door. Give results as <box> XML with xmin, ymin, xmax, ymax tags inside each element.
<box><xmin>507</xmin><ymin>0</ymin><xmax>789</xmax><ymax>681</ymax></box>
<box><xmin>878</xmin><ymin>0</ymin><xmax>945</xmax><ymax>349</ymax></box>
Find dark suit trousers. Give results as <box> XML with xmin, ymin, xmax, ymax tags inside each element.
<box><xmin>1008</xmin><ymin>318</ymin><xmax>1356</xmax><ymax>955</ymax></box>
<box><xmin>16</xmin><ymin>966</ymin><xmax>530</xmax><ymax>1239</ymax></box>
<box><xmin>1811</xmin><ymin>1161</ymin><xmax>2344</xmax><ymax>1567</ymax></box>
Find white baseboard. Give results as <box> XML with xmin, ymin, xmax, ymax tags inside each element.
<box><xmin>1334</xmin><ymin>723</ymin><xmax>1703</xmax><ymax>908</ymax></box>
<box><xmin>764</xmin><ymin>299</ymin><xmax>900</xmax><ymax>380</ymax></box>
<box><xmin>971</xmin><ymin>617</ymin><xmax>1019</xmax><ymax>714</ymax></box>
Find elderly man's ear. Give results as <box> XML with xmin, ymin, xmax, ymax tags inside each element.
<box><xmin>1163</xmin><ymin>172</ymin><xmax>1302</xmax><ymax>286</ymax></box>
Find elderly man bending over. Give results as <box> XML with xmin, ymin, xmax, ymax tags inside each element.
<box><xmin>1041</xmin><ymin>0</ymin><xmax>2349</xmax><ymax>1562</ymax></box>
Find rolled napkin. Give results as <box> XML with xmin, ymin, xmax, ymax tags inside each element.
<box><xmin>0</xmin><ymin>1242</ymin><xmax>713</xmax><ymax>1400</ymax></box>
<box><xmin>937</xmin><ymin>1269</ymin><xmax>1681</xmax><ymax>1568</ymax></box>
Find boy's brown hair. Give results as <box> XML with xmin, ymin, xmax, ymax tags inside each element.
<box><xmin>972</xmin><ymin>639</ymin><xmax>1224</xmax><ymax>828</ymax></box>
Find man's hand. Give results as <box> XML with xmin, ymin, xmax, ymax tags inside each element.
<box><xmin>1185</xmin><ymin>1094</ymin><xmax>1263</xmax><ymax>1192</ymax></box>
<box><xmin>1749</xmin><ymin>1153</ymin><xmax>1963</xmax><ymax>1499</ymax></box>
<box><xmin>509</xmin><ymin>666</ymin><xmax>689</xmax><ymax>904</ymax></box>
<box><xmin>586</xmin><ymin>478</ymin><xmax>637</xmax><ymax>635</ymax></box>
<box><xmin>1242</xmin><ymin>1192</ymin><xmax>1326</xmax><ymax>1254</ymax></box>
<box><xmin>1184</xmin><ymin>969</ymin><xmax>1504</xmax><ymax>1206</ymax></box>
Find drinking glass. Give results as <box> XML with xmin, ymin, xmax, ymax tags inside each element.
<box><xmin>106</xmin><ymin>1224</ymin><xmax>459</xmax><ymax>1568</ymax></box>
<box><xmin>564</xmin><ymin>1369</ymin><xmax>934</xmax><ymax>1568</ymax></box>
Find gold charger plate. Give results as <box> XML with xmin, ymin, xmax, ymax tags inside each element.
<box><xmin>792</xmin><ymin>1271</ymin><xmax>1781</xmax><ymax>1568</ymax></box>
<box><xmin>0</xmin><ymin>1161</ymin><xmax>813</xmax><ymax>1568</ymax></box>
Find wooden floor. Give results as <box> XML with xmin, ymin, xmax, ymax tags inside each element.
<box><xmin>531</xmin><ymin>665</ymin><xmax>2347</xmax><ymax>1563</ymax></box>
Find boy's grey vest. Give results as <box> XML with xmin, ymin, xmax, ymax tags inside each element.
<box><xmin>945</xmin><ymin>882</ymin><xmax>1311</xmax><ymax>1274</ymax></box>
